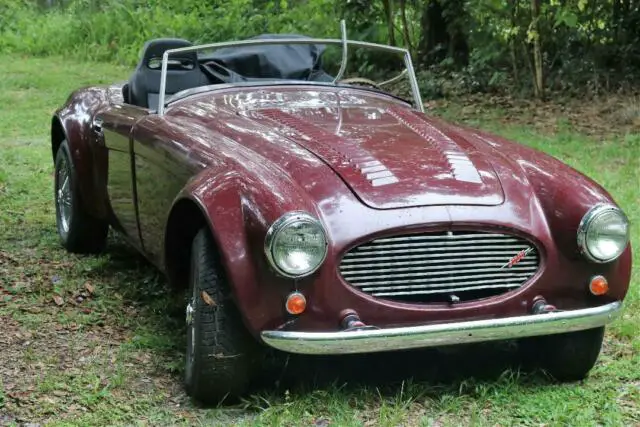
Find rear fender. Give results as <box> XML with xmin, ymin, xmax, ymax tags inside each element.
<box><xmin>52</xmin><ymin>88</ymin><xmax>111</xmax><ymax>219</ymax></box>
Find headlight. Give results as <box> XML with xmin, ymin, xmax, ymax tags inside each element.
<box><xmin>577</xmin><ymin>204</ymin><xmax>629</xmax><ymax>263</ymax></box>
<box><xmin>265</xmin><ymin>212</ymin><xmax>328</xmax><ymax>278</ymax></box>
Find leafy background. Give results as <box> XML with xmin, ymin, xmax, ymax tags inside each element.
<box><xmin>2</xmin><ymin>0</ymin><xmax>640</xmax><ymax>98</ymax></box>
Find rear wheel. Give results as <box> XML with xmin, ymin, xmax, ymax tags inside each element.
<box><xmin>184</xmin><ymin>228</ymin><xmax>259</xmax><ymax>404</ymax></box>
<box><xmin>54</xmin><ymin>140</ymin><xmax>108</xmax><ymax>253</ymax></box>
<box><xmin>519</xmin><ymin>327</ymin><xmax>605</xmax><ymax>381</ymax></box>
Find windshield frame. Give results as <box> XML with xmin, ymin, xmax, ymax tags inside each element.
<box><xmin>157</xmin><ymin>38</ymin><xmax>424</xmax><ymax>116</ymax></box>
<box><xmin>167</xmin><ymin>80</ymin><xmax>414</xmax><ymax>109</ymax></box>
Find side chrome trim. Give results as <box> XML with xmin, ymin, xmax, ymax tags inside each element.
<box><xmin>260</xmin><ymin>302</ymin><xmax>622</xmax><ymax>355</ymax></box>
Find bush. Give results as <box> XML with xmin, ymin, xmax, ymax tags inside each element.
<box><xmin>0</xmin><ymin>0</ymin><xmax>340</xmax><ymax>64</ymax></box>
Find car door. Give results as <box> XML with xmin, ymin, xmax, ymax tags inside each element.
<box><xmin>130</xmin><ymin>115</ymin><xmax>198</xmax><ymax>266</ymax></box>
<box><xmin>98</xmin><ymin>104</ymin><xmax>149</xmax><ymax>248</ymax></box>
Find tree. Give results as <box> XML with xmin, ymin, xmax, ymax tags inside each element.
<box><xmin>418</xmin><ymin>0</ymin><xmax>469</xmax><ymax>67</ymax></box>
<box><xmin>381</xmin><ymin>0</ymin><xmax>396</xmax><ymax>45</ymax></box>
<box><xmin>529</xmin><ymin>0</ymin><xmax>544</xmax><ymax>98</ymax></box>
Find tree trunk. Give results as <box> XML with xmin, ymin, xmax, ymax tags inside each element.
<box><xmin>399</xmin><ymin>0</ymin><xmax>413</xmax><ymax>52</ymax></box>
<box><xmin>509</xmin><ymin>0</ymin><xmax>519</xmax><ymax>86</ymax></box>
<box><xmin>510</xmin><ymin>41</ymin><xmax>520</xmax><ymax>86</ymax></box>
<box><xmin>382</xmin><ymin>0</ymin><xmax>396</xmax><ymax>46</ymax></box>
<box><xmin>612</xmin><ymin>0</ymin><xmax>623</xmax><ymax>44</ymax></box>
<box><xmin>418</xmin><ymin>0</ymin><xmax>468</xmax><ymax>67</ymax></box>
<box><xmin>419</xmin><ymin>0</ymin><xmax>448</xmax><ymax>64</ymax></box>
<box><xmin>531</xmin><ymin>0</ymin><xmax>544</xmax><ymax>99</ymax></box>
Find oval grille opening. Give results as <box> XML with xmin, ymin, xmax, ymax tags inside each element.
<box><xmin>340</xmin><ymin>231</ymin><xmax>540</xmax><ymax>303</ymax></box>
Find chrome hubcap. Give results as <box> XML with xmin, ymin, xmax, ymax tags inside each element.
<box><xmin>56</xmin><ymin>159</ymin><xmax>72</xmax><ymax>233</ymax></box>
<box><xmin>185</xmin><ymin>302</ymin><xmax>194</xmax><ymax>325</ymax></box>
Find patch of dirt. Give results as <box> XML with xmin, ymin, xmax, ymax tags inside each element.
<box><xmin>1</xmin><ymin>315</ymin><xmax>114</xmax><ymax>422</ymax></box>
<box><xmin>0</xmin><ymin>241</ymin><xmax>194</xmax><ymax>425</ymax></box>
<box><xmin>427</xmin><ymin>94</ymin><xmax>640</xmax><ymax>139</ymax></box>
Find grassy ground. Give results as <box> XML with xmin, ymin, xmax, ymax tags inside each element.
<box><xmin>0</xmin><ymin>55</ymin><xmax>638</xmax><ymax>426</ymax></box>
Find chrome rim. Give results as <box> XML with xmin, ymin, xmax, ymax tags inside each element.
<box><xmin>185</xmin><ymin>279</ymin><xmax>197</xmax><ymax>384</ymax></box>
<box><xmin>56</xmin><ymin>157</ymin><xmax>72</xmax><ymax>234</ymax></box>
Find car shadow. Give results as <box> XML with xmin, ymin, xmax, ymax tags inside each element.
<box><xmin>254</xmin><ymin>340</ymin><xmax>548</xmax><ymax>398</ymax></box>
<box><xmin>97</xmin><ymin>235</ymin><xmax>553</xmax><ymax>402</ymax></box>
<box><xmin>91</xmin><ymin>234</ymin><xmax>187</xmax><ymax>348</ymax></box>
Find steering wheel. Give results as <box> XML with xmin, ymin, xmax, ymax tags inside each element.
<box><xmin>338</xmin><ymin>77</ymin><xmax>382</xmax><ymax>90</ymax></box>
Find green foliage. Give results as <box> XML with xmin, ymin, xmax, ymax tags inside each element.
<box><xmin>0</xmin><ymin>0</ymin><xmax>338</xmax><ymax>65</ymax></box>
<box><xmin>1</xmin><ymin>0</ymin><xmax>640</xmax><ymax>95</ymax></box>
<box><xmin>461</xmin><ymin>0</ymin><xmax>640</xmax><ymax>95</ymax></box>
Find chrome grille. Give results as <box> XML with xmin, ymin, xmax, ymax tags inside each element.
<box><xmin>340</xmin><ymin>231</ymin><xmax>540</xmax><ymax>303</ymax></box>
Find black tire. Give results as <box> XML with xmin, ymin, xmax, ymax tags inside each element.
<box><xmin>518</xmin><ymin>327</ymin><xmax>605</xmax><ymax>381</ymax></box>
<box><xmin>54</xmin><ymin>140</ymin><xmax>108</xmax><ymax>253</ymax></box>
<box><xmin>184</xmin><ymin>228</ymin><xmax>259</xmax><ymax>404</ymax></box>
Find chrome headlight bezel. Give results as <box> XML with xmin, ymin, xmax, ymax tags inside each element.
<box><xmin>264</xmin><ymin>211</ymin><xmax>328</xmax><ymax>278</ymax></box>
<box><xmin>577</xmin><ymin>204</ymin><xmax>629</xmax><ymax>263</ymax></box>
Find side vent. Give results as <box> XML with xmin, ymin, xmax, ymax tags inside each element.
<box><xmin>353</xmin><ymin>157</ymin><xmax>399</xmax><ymax>187</ymax></box>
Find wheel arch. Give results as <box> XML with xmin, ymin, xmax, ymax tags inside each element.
<box><xmin>164</xmin><ymin>163</ymin><xmax>322</xmax><ymax>334</ymax></box>
<box><xmin>51</xmin><ymin>115</ymin><xmax>67</xmax><ymax>161</ymax></box>
<box><xmin>164</xmin><ymin>197</ymin><xmax>212</xmax><ymax>291</ymax></box>
<box><xmin>51</xmin><ymin>87</ymin><xmax>112</xmax><ymax>220</ymax></box>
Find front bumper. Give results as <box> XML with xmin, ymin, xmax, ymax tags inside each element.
<box><xmin>261</xmin><ymin>301</ymin><xmax>622</xmax><ymax>355</ymax></box>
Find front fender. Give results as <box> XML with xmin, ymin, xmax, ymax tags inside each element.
<box><xmin>469</xmin><ymin>128</ymin><xmax>632</xmax><ymax>301</ymax></box>
<box><xmin>177</xmin><ymin>163</ymin><xmax>321</xmax><ymax>335</ymax></box>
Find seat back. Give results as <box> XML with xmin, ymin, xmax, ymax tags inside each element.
<box><xmin>129</xmin><ymin>38</ymin><xmax>210</xmax><ymax>110</ymax></box>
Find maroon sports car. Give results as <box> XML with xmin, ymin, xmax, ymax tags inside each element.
<box><xmin>51</xmin><ymin>31</ymin><xmax>631</xmax><ymax>403</ymax></box>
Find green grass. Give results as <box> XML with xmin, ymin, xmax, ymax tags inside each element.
<box><xmin>0</xmin><ymin>55</ymin><xmax>638</xmax><ymax>426</ymax></box>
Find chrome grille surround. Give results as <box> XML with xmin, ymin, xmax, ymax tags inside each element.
<box><xmin>339</xmin><ymin>231</ymin><xmax>541</xmax><ymax>303</ymax></box>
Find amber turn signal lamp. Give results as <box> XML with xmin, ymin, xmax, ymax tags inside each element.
<box><xmin>285</xmin><ymin>292</ymin><xmax>306</xmax><ymax>315</ymax></box>
<box><xmin>589</xmin><ymin>275</ymin><xmax>609</xmax><ymax>296</ymax></box>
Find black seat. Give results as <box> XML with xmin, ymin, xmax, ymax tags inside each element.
<box><xmin>128</xmin><ymin>38</ymin><xmax>210</xmax><ymax>110</ymax></box>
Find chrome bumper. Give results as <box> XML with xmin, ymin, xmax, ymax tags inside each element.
<box><xmin>260</xmin><ymin>302</ymin><xmax>622</xmax><ymax>355</ymax></box>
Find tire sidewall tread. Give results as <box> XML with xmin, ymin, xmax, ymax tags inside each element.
<box><xmin>54</xmin><ymin>140</ymin><xmax>108</xmax><ymax>254</ymax></box>
<box><xmin>185</xmin><ymin>228</ymin><xmax>257</xmax><ymax>404</ymax></box>
<box><xmin>519</xmin><ymin>326</ymin><xmax>605</xmax><ymax>381</ymax></box>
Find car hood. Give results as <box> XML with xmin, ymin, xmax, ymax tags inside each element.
<box><xmin>241</xmin><ymin>105</ymin><xmax>505</xmax><ymax>210</ymax></box>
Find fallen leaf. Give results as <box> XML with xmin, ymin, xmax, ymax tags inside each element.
<box><xmin>53</xmin><ymin>295</ymin><xmax>64</xmax><ymax>306</ymax></box>
<box><xmin>20</xmin><ymin>306</ymin><xmax>43</xmax><ymax>314</ymax></box>
<box><xmin>84</xmin><ymin>282</ymin><xmax>95</xmax><ymax>295</ymax></box>
<box><xmin>201</xmin><ymin>290</ymin><xmax>216</xmax><ymax>306</ymax></box>
<box><xmin>0</xmin><ymin>251</ymin><xmax>18</xmax><ymax>264</ymax></box>
<box><xmin>7</xmin><ymin>391</ymin><xmax>31</xmax><ymax>401</ymax></box>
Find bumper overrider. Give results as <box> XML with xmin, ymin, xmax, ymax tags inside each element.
<box><xmin>261</xmin><ymin>302</ymin><xmax>622</xmax><ymax>355</ymax></box>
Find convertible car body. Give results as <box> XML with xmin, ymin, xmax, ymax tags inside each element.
<box><xmin>51</xmin><ymin>30</ymin><xmax>632</xmax><ymax>403</ymax></box>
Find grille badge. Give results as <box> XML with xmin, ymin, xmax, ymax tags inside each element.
<box><xmin>501</xmin><ymin>247</ymin><xmax>534</xmax><ymax>269</ymax></box>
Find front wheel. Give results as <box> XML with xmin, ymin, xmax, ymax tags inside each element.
<box><xmin>518</xmin><ymin>327</ymin><xmax>605</xmax><ymax>381</ymax></box>
<box><xmin>184</xmin><ymin>228</ymin><xmax>259</xmax><ymax>404</ymax></box>
<box><xmin>54</xmin><ymin>140</ymin><xmax>108</xmax><ymax>253</ymax></box>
